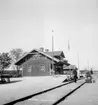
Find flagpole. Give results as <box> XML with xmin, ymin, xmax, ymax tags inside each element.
<box><xmin>68</xmin><ymin>40</ymin><xmax>70</xmax><ymax>51</ymax></box>
<box><xmin>52</xmin><ymin>30</ymin><xmax>54</xmax><ymax>75</ymax></box>
<box><xmin>68</xmin><ymin>40</ymin><xmax>71</xmax><ymax>78</ymax></box>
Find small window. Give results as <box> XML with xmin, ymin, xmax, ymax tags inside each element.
<box><xmin>28</xmin><ymin>65</ymin><xmax>32</xmax><ymax>72</ymax></box>
<box><xmin>40</xmin><ymin>65</ymin><xmax>45</xmax><ymax>72</ymax></box>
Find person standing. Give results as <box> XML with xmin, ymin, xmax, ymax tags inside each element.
<box><xmin>73</xmin><ymin>68</ymin><xmax>78</xmax><ymax>83</ymax></box>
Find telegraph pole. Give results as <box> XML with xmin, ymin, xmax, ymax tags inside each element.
<box><xmin>77</xmin><ymin>53</ymin><xmax>80</xmax><ymax>78</ymax></box>
<box><xmin>87</xmin><ymin>60</ymin><xmax>89</xmax><ymax>70</ymax></box>
<box><xmin>77</xmin><ymin>53</ymin><xmax>79</xmax><ymax>70</ymax></box>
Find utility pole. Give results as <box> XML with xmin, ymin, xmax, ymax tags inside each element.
<box><xmin>77</xmin><ymin>53</ymin><xmax>80</xmax><ymax>78</ymax></box>
<box><xmin>87</xmin><ymin>60</ymin><xmax>89</xmax><ymax>70</ymax></box>
<box><xmin>77</xmin><ymin>53</ymin><xmax>79</xmax><ymax>70</ymax></box>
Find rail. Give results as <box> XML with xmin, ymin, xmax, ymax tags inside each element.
<box><xmin>4</xmin><ymin>78</ymin><xmax>85</xmax><ymax>105</ymax></box>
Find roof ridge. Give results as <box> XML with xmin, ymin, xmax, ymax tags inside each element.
<box><xmin>15</xmin><ymin>49</ymin><xmax>59</xmax><ymax>65</ymax></box>
<box><xmin>44</xmin><ymin>51</ymin><xmax>63</xmax><ymax>52</ymax></box>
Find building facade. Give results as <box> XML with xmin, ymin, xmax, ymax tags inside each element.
<box><xmin>15</xmin><ymin>49</ymin><xmax>69</xmax><ymax>76</ymax></box>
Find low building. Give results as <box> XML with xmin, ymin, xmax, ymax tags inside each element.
<box><xmin>15</xmin><ymin>49</ymin><xmax>69</xmax><ymax>76</ymax></box>
<box><xmin>63</xmin><ymin>65</ymin><xmax>77</xmax><ymax>75</ymax></box>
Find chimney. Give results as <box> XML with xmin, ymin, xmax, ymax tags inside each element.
<box><xmin>45</xmin><ymin>49</ymin><xmax>49</xmax><ymax>52</ymax></box>
<box><xmin>39</xmin><ymin>47</ymin><xmax>44</xmax><ymax>52</ymax></box>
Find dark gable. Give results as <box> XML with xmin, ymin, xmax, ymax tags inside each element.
<box><xmin>15</xmin><ymin>49</ymin><xmax>60</xmax><ymax>65</ymax></box>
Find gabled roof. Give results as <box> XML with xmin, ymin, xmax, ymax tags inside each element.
<box><xmin>15</xmin><ymin>49</ymin><xmax>60</xmax><ymax>65</ymax></box>
<box><xmin>45</xmin><ymin>51</ymin><xmax>65</xmax><ymax>58</ymax></box>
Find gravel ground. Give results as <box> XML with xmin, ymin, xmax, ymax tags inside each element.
<box><xmin>59</xmin><ymin>75</ymin><xmax>98</xmax><ymax>105</ymax></box>
<box><xmin>0</xmin><ymin>75</ymin><xmax>67</xmax><ymax>105</ymax></box>
<box><xmin>15</xmin><ymin>80</ymin><xmax>85</xmax><ymax>105</ymax></box>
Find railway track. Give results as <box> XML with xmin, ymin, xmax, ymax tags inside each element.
<box><xmin>4</xmin><ymin>79</ymin><xmax>85</xmax><ymax>105</ymax></box>
<box><xmin>52</xmin><ymin>82</ymin><xmax>85</xmax><ymax>105</ymax></box>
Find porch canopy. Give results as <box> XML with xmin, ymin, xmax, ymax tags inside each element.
<box><xmin>63</xmin><ymin>65</ymin><xmax>77</xmax><ymax>70</ymax></box>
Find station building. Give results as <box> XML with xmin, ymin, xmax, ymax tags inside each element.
<box><xmin>15</xmin><ymin>49</ymin><xmax>70</xmax><ymax>76</ymax></box>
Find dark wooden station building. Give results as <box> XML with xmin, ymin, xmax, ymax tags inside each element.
<box><xmin>15</xmin><ymin>49</ymin><xmax>70</xmax><ymax>76</ymax></box>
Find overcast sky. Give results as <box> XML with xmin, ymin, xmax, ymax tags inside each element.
<box><xmin>0</xmin><ymin>0</ymin><xmax>98</xmax><ymax>70</ymax></box>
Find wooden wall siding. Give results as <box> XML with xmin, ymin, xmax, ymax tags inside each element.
<box><xmin>22</xmin><ymin>55</ymin><xmax>53</xmax><ymax>76</ymax></box>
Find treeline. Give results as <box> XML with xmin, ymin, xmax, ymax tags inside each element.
<box><xmin>0</xmin><ymin>70</ymin><xmax>22</xmax><ymax>77</ymax></box>
<box><xmin>0</xmin><ymin>48</ymin><xmax>25</xmax><ymax>78</ymax></box>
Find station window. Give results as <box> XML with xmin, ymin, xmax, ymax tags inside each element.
<box><xmin>40</xmin><ymin>65</ymin><xmax>45</xmax><ymax>72</ymax></box>
<box><xmin>28</xmin><ymin>65</ymin><xmax>32</xmax><ymax>72</ymax></box>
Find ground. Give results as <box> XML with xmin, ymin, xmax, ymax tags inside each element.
<box><xmin>59</xmin><ymin>74</ymin><xmax>98</xmax><ymax>105</ymax></box>
<box><xmin>0</xmin><ymin>75</ymin><xmax>67</xmax><ymax>105</ymax></box>
<box><xmin>0</xmin><ymin>74</ymin><xmax>98</xmax><ymax>105</ymax></box>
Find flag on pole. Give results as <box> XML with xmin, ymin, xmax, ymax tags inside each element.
<box><xmin>68</xmin><ymin>40</ymin><xmax>70</xmax><ymax>51</ymax></box>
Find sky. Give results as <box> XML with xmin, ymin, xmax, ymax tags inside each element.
<box><xmin>0</xmin><ymin>0</ymin><xmax>98</xmax><ymax>70</ymax></box>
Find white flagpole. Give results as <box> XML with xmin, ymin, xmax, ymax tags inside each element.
<box><xmin>68</xmin><ymin>40</ymin><xmax>70</xmax><ymax>51</ymax></box>
<box><xmin>52</xmin><ymin>30</ymin><xmax>54</xmax><ymax>75</ymax></box>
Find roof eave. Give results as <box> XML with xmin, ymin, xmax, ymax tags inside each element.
<box><xmin>15</xmin><ymin>49</ymin><xmax>59</xmax><ymax>65</ymax></box>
